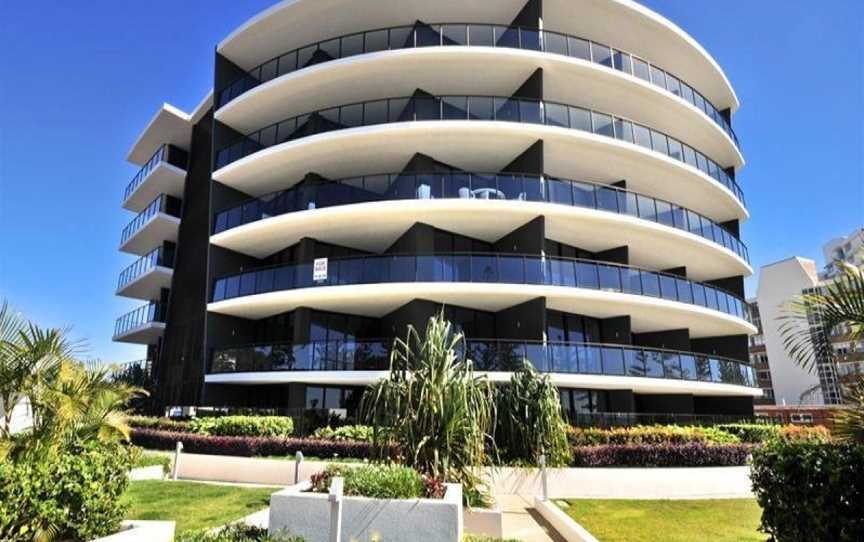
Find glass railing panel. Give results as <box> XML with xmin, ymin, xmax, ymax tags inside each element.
<box><xmin>215</xmin><ymin>94</ymin><xmax>744</xmax><ymax>208</ymax></box>
<box><xmin>113</xmin><ymin>302</ymin><xmax>164</xmax><ymax>337</ymax></box>
<box><xmin>211</xmin><ymin>254</ymin><xmax>749</xmax><ymax>322</ymax></box>
<box><xmin>120</xmin><ymin>195</ymin><xmax>181</xmax><ymax>246</ymax></box>
<box><xmin>207</xmin><ymin>338</ymin><xmax>757</xmax><ymax>387</ymax></box>
<box><xmin>117</xmin><ymin>246</ymin><xmax>174</xmax><ymax>290</ymax></box>
<box><xmin>217</xmin><ymin>24</ymin><xmax>739</xmax><ymax>145</ymax></box>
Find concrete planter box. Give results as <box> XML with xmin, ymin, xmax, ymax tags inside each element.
<box><xmin>533</xmin><ymin>498</ymin><xmax>598</xmax><ymax>542</ymax></box>
<box><xmin>269</xmin><ymin>482</ymin><xmax>463</xmax><ymax>542</ymax></box>
<box><xmin>464</xmin><ymin>506</ymin><xmax>504</xmax><ymax>538</ymax></box>
<box><xmin>91</xmin><ymin>520</ymin><xmax>174</xmax><ymax>542</ymax></box>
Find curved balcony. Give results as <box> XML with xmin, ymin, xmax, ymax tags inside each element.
<box><xmin>207</xmin><ymin>338</ymin><xmax>758</xmax><ymax>391</ymax></box>
<box><xmin>215</xmin><ymin>23</ymin><xmax>737</xmax><ymax>147</ymax></box>
<box><xmin>113</xmin><ymin>302</ymin><xmax>166</xmax><ymax>344</ymax></box>
<box><xmin>213</xmin><ymin>172</ymin><xmax>748</xmax><ymax>263</ymax></box>
<box><xmin>123</xmin><ymin>144</ymin><xmax>188</xmax><ymax>212</ymax></box>
<box><xmin>116</xmin><ymin>246</ymin><xmax>175</xmax><ymax>300</ymax></box>
<box><xmin>214</xmin><ymin>95</ymin><xmax>744</xmax><ymax>209</ymax></box>
<box><xmin>211</xmin><ymin>253</ymin><xmax>748</xmax><ymax>323</ymax></box>
<box><xmin>119</xmin><ymin>195</ymin><xmax>182</xmax><ymax>255</ymax></box>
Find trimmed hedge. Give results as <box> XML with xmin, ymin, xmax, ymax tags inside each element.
<box><xmin>750</xmin><ymin>440</ymin><xmax>863</xmax><ymax>541</ymax></box>
<box><xmin>310</xmin><ymin>464</ymin><xmax>428</xmax><ymax>499</ymax></box>
<box><xmin>127</xmin><ymin>415</ymin><xmax>193</xmax><ymax>433</ymax></box>
<box><xmin>0</xmin><ymin>441</ymin><xmax>134</xmax><ymax>541</ymax></box>
<box><xmin>130</xmin><ymin>428</ymin><xmax>375</xmax><ymax>459</ymax></box>
<box><xmin>311</xmin><ymin>425</ymin><xmax>374</xmax><ymax>442</ymax></box>
<box><xmin>567</xmin><ymin>425</ymin><xmax>740</xmax><ymax>446</ymax></box>
<box><xmin>571</xmin><ymin>443</ymin><xmax>754</xmax><ymax>467</ymax></box>
<box><xmin>188</xmin><ymin>416</ymin><xmax>294</xmax><ymax>437</ymax></box>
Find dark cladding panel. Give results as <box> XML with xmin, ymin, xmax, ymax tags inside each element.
<box><xmin>635</xmin><ymin>394</ymin><xmax>694</xmax><ymax>414</ymax></box>
<box><xmin>690</xmin><ymin>335</ymin><xmax>749</xmax><ymax>362</ymax></box>
<box><xmin>632</xmin><ymin>328</ymin><xmax>690</xmax><ymax>351</ymax></box>
<box><xmin>156</xmin><ymin>109</ymin><xmax>213</xmax><ymax>408</ymax></box>
<box><xmin>495</xmin><ymin>298</ymin><xmax>546</xmax><ymax>341</ymax></box>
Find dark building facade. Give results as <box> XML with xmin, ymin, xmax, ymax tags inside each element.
<box><xmin>114</xmin><ymin>0</ymin><xmax>759</xmax><ymax>421</ymax></box>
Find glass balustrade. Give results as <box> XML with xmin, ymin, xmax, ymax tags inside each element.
<box><xmin>213</xmin><ymin>172</ymin><xmax>748</xmax><ymax>262</ymax></box>
<box><xmin>215</xmin><ymin>95</ymin><xmax>744</xmax><ymax>207</ymax></box>
<box><xmin>113</xmin><ymin>302</ymin><xmax>166</xmax><ymax>337</ymax></box>
<box><xmin>117</xmin><ymin>246</ymin><xmax>176</xmax><ymax>290</ymax></box>
<box><xmin>216</xmin><ymin>23</ymin><xmax>738</xmax><ymax>145</ymax></box>
<box><xmin>123</xmin><ymin>145</ymin><xmax>189</xmax><ymax>203</ymax></box>
<box><xmin>209</xmin><ymin>338</ymin><xmax>757</xmax><ymax>388</ymax></box>
<box><xmin>120</xmin><ymin>195</ymin><xmax>182</xmax><ymax>246</ymax></box>
<box><xmin>211</xmin><ymin>253</ymin><xmax>748</xmax><ymax>321</ymax></box>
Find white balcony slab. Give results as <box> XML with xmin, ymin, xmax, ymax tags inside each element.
<box><xmin>116</xmin><ymin>266</ymin><xmax>174</xmax><ymax>300</ymax></box>
<box><xmin>123</xmin><ymin>162</ymin><xmax>187</xmax><ymax>212</ymax></box>
<box><xmin>119</xmin><ymin>214</ymin><xmax>181</xmax><ymax>256</ymax></box>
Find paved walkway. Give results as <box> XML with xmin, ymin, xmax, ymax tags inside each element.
<box><xmin>497</xmin><ymin>494</ymin><xmax>567</xmax><ymax>542</ymax></box>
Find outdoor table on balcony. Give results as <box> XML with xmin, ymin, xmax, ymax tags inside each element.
<box><xmin>472</xmin><ymin>188</ymin><xmax>506</xmax><ymax>200</ymax></box>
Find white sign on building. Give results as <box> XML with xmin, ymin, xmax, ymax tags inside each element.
<box><xmin>313</xmin><ymin>258</ymin><xmax>328</xmax><ymax>282</ymax></box>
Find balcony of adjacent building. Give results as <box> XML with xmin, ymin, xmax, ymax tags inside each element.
<box><xmin>122</xmin><ymin>145</ymin><xmax>189</xmax><ymax>212</ymax></box>
<box><xmin>112</xmin><ymin>301</ymin><xmax>167</xmax><ymax>344</ymax></box>
<box><xmin>116</xmin><ymin>243</ymin><xmax>175</xmax><ymax>300</ymax></box>
<box><xmin>119</xmin><ymin>194</ymin><xmax>182</xmax><ymax>255</ymax></box>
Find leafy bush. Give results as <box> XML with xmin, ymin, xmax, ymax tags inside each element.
<box><xmin>495</xmin><ymin>362</ymin><xmax>572</xmax><ymax>466</ymax></box>
<box><xmin>570</xmin><ymin>443</ymin><xmax>753</xmax><ymax>467</ymax></box>
<box><xmin>715</xmin><ymin>423</ymin><xmax>781</xmax><ymax>443</ymax></box>
<box><xmin>188</xmin><ymin>416</ymin><xmax>294</xmax><ymax>438</ymax></box>
<box><xmin>175</xmin><ymin>524</ymin><xmax>304</xmax><ymax>542</ymax></box>
<box><xmin>311</xmin><ymin>425</ymin><xmax>374</xmax><ymax>442</ymax></box>
<box><xmin>750</xmin><ymin>440</ymin><xmax>863</xmax><ymax>540</ymax></box>
<box><xmin>309</xmin><ymin>464</ymin><xmax>443</xmax><ymax>500</ymax></box>
<box><xmin>0</xmin><ymin>440</ymin><xmax>134</xmax><ymax>541</ymax></box>
<box><xmin>567</xmin><ymin>425</ymin><xmax>740</xmax><ymax>446</ymax></box>
<box><xmin>777</xmin><ymin>424</ymin><xmax>831</xmax><ymax>442</ymax></box>
<box><xmin>127</xmin><ymin>415</ymin><xmax>193</xmax><ymax>433</ymax></box>
<box><xmin>131</xmin><ymin>428</ymin><xmax>378</xmax><ymax>459</ymax></box>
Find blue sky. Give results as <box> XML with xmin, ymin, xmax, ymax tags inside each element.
<box><xmin>0</xmin><ymin>0</ymin><xmax>861</xmax><ymax>362</ymax></box>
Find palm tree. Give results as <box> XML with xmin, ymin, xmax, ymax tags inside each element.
<box><xmin>0</xmin><ymin>299</ymin><xmax>143</xmax><ymax>460</ymax></box>
<box><xmin>779</xmin><ymin>262</ymin><xmax>864</xmax><ymax>442</ymax></box>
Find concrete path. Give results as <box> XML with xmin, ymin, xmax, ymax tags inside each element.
<box><xmin>497</xmin><ymin>494</ymin><xmax>567</xmax><ymax>542</ymax></box>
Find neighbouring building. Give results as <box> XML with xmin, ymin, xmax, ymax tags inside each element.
<box><xmin>752</xmin><ymin>227</ymin><xmax>864</xmax><ymax>407</ymax></box>
<box><xmin>113</xmin><ymin>0</ymin><xmax>759</xmax><ymax>422</ymax></box>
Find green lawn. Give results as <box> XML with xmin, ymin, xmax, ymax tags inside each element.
<box><xmin>561</xmin><ymin>499</ymin><xmax>767</xmax><ymax>542</ymax></box>
<box><xmin>122</xmin><ymin>480</ymin><xmax>275</xmax><ymax>533</ymax></box>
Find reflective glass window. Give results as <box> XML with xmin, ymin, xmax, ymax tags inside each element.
<box><xmin>632</xmin><ymin>57</ymin><xmax>650</xmax><ymax>81</ymax></box>
<box><xmin>341</xmin><ymin>34</ymin><xmax>364</xmax><ymax>57</ymax></box>
<box><xmin>572</xmin><ymin>181</ymin><xmax>594</xmax><ymax>208</ymax></box>
<box><xmin>650</xmin><ymin>130</ymin><xmax>669</xmax><ymax>155</ymax></box>
<box><xmin>545</xmin><ymin>103</ymin><xmax>569</xmax><ymax>127</ymax></box>
<box><xmin>569</xmin><ymin>107</ymin><xmax>592</xmax><ymax>132</ymax></box>
<box><xmin>598</xmin><ymin>265</ymin><xmax>622</xmax><ymax>291</ymax></box>
<box><xmin>591</xmin><ymin>42</ymin><xmax>613</xmax><ymax>67</ymax></box>
<box><xmin>680</xmin><ymin>83</ymin><xmax>695</xmax><ymax>105</ymax></box>
<box><xmin>544</xmin><ymin>32</ymin><xmax>568</xmax><ymax>56</ymax></box>
<box><xmin>365</xmin><ymin>29</ymin><xmax>389</xmax><ymax>52</ymax></box>
<box><xmin>613</xmin><ymin>118</ymin><xmax>633</xmax><ymax>142</ymax></box>
<box><xmin>612</xmin><ymin>50</ymin><xmax>631</xmax><ymax>73</ymax></box>
<box><xmin>595</xmin><ymin>186</ymin><xmax>618</xmax><ymax>212</ymax></box>
<box><xmin>441</xmin><ymin>24</ymin><xmax>467</xmax><ymax>45</ymax></box>
<box><xmin>666</xmin><ymin>74</ymin><xmax>682</xmax><ymax>96</ymax></box>
<box><xmin>650</xmin><ymin>65</ymin><xmax>667</xmax><ymax>89</ymax></box>
<box><xmin>568</xmin><ymin>37</ymin><xmax>590</xmax><ymax>60</ymax></box>
<box><xmin>592</xmin><ymin>112</ymin><xmax>614</xmax><ymax>137</ymax></box>
<box><xmin>468</xmin><ymin>25</ymin><xmax>494</xmax><ymax>47</ymax></box>
<box><xmin>576</xmin><ymin>262</ymin><xmax>599</xmax><ymax>289</ymax></box>
<box><xmin>668</xmin><ymin>139</ymin><xmax>683</xmax><ymax>161</ymax></box>
<box><xmin>468</xmin><ymin>96</ymin><xmax>494</xmax><ymax>120</ymax></box>
<box><xmin>632</xmin><ymin>124</ymin><xmax>652</xmax><ymax>149</ymax></box>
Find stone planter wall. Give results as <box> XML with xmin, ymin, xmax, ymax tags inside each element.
<box><xmin>269</xmin><ymin>482</ymin><xmax>463</xmax><ymax>542</ymax></box>
<box><xmin>90</xmin><ymin>520</ymin><xmax>174</xmax><ymax>542</ymax></box>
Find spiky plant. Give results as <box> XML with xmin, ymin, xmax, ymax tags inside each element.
<box><xmin>495</xmin><ymin>361</ymin><xmax>572</xmax><ymax>466</ymax></box>
<box><xmin>361</xmin><ymin>313</ymin><xmax>496</xmax><ymax>498</ymax></box>
<box><xmin>778</xmin><ymin>262</ymin><xmax>864</xmax><ymax>442</ymax></box>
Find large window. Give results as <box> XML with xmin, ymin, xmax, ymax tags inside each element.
<box><xmin>304</xmin><ymin>385</ymin><xmax>363</xmax><ymax>413</ymax></box>
<box><xmin>559</xmin><ymin>388</ymin><xmax>608</xmax><ymax>416</ymax></box>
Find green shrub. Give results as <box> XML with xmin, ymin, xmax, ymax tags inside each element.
<box><xmin>310</xmin><ymin>464</ymin><xmax>432</xmax><ymax>500</ymax></box>
<box><xmin>716</xmin><ymin>423</ymin><xmax>781</xmax><ymax>443</ymax></box>
<box><xmin>0</xmin><ymin>440</ymin><xmax>134</xmax><ymax>541</ymax></box>
<box><xmin>495</xmin><ymin>362</ymin><xmax>573</xmax><ymax>467</ymax></box>
<box><xmin>127</xmin><ymin>415</ymin><xmax>193</xmax><ymax>432</ymax></box>
<box><xmin>567</xmin><ymin>425</ymin><xmax>740</xmax><ymax>446</ymax></box>
<box><xmin>311</xmin><ymin>425</ymin><xmax>374</xmax><ymax>442</ymax></box>
<box><xmin>189</xmin><ymin>416</ymin><xmax>294</xmax><ymax>438</ymax></box>
<box><xmin>175</xmin><ymin>524</ymin><xmax>304</xmax><ymax>542</ymax></box>
<box><xmin>750</xmin><ymin>440</ymin><xmax>863</xmax><ymax>540</ymax></box>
